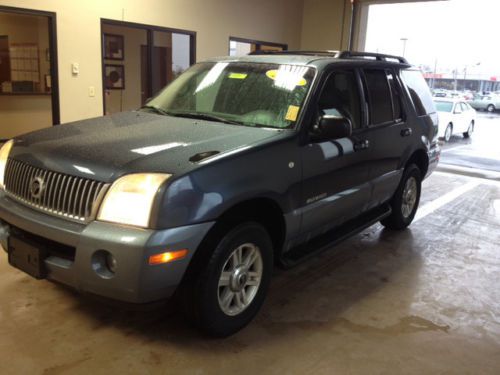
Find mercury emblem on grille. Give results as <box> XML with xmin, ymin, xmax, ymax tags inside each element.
<box><xmin>29</xmin><ymin>177</ymin><xmax>45</xmax><ymax>200</ymax></box>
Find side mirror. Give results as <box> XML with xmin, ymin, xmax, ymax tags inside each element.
<box><xmin>312</xmin><ymin>115</ymin><xmax>352</xmax><ymax>141</ymax></box>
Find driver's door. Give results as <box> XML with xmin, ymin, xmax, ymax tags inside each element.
<box><xmin>299</xmin><ymin>69</ymin><xmax>373</xmax><ymax>238</ymax></box>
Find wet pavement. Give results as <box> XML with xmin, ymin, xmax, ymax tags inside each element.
<box><xmin>439</xmin><ymin>112</ymin><xmax>500</xmax><ymax>172</ymax></box>
<box><xmin>1</xmin><ymin>114</ymin><xmax>500</xmax><ymax>374</ymax></box>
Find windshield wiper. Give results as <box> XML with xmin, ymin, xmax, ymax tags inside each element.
<box><xmin>167</xmin><ymin>111</ymin><xmax>243</xmax><ymax>125</ymax></box>
<box><xmin>140</xmin><ymin>105</ymin><xmax>171</xmax><ymax>116</ymax></box>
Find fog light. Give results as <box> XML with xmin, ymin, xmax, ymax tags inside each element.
<box><xmin>106</xmin><ymin>253</ymin><xmax>118</xmax><ymax>273</ymax></box>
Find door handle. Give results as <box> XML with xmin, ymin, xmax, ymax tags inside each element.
<box><xmin>354</xmin><ymin>139</ymin><xmax>370</xmax><ymax>151</ymax></box>
<box><xmin>401</xmin><ymin>128</ymin><xmax>412</xmax><ymax>137</ymax></box>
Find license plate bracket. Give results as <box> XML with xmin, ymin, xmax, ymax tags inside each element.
<box><xmin>8</xmin><ymin>236</ymin><xmax>47</xmax><ymax>279</ymax></box>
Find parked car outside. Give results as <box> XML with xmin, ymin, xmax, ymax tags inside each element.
<box><xmin>468</xmin><ymin>95</ymin><xmax>500</xmax><ymax>112</ymax></box>
<box><xmin>434</xmin><ymin>99</ymin><xmax>476</xmax><ymax>142</ymax></box>
<box><xmin>0</xmin><ymin>51</ymin><xmax>440</xmax><ymax>337</ymax></box>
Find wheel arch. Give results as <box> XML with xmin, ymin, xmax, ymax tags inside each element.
<box><xmin>405</xmin><ymin>148</ymin><xmax>429</xmax><ymax>178</ymax></box>
<box><xmin>180</xmin><ymin>197</ymin><xmax>286</xmax><ymax>284</ymax></box>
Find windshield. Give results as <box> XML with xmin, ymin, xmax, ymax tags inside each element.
<box><xmin>144</xmin><ymin>62</ymin><xmax>315</xmax><ymax>129</ymax></box>
<box><xmin>434</xmin><ymin>101</ymin><xmax>453</xmax><ymax>112</ymax></box>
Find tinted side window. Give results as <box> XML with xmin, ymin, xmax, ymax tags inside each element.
<box><xmin>364</xmin><ymin>69</ymin><xmax>393</xmax><ymax>125</ymax></box>
<box><xmin>317</xmin><ymin>70</ymin><xmax>362</xmax><ymax>129</ymax></box>
<box><xmin>386</xmin><ymin>70</ymin><xmax>403</xmax><ymax>121</ymax></box>
<box><xmin>401</xmin><ymin>69</ymin><xmax>436</xmax><ymax>116</ymax></box>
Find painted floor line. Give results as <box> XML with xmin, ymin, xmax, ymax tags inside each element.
<box><xmin>414</xmin><ymin>180</ymin><xmax>481</xmax><ymax>223</ymax></box>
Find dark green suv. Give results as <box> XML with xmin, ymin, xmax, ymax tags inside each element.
<box><xmin>0</xmin><ymin>51</ymin><xmax>440</xmax><ymax>337</ymax></box>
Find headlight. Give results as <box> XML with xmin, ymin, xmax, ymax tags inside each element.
<box><xmin>0</xmin><ymin>140</ymin><xmax>14</xmax><ymax>189</ymax></box>
<box><xmin>97</xmin><ymin>173</ymin><xmax>171</xmax><ymax>228</ymax></box>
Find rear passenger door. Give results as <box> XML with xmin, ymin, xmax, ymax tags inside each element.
<box><xmin>360</xmin><ymin>68</ymin><xmax>413</xmax><ymax>209</ymax></box>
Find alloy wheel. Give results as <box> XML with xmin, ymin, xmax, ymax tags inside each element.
<box><xmin>217</xmin><ymin>243</ymin><xmax>263</xmax><ymax>316</ymax></box>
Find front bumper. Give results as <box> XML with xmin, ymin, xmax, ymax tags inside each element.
<box><xmin>0</xmin><ymin>191</ymin><xmax>214</xmax><ymax>303</ymax></box>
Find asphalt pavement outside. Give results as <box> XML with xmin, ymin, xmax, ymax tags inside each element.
<box><xmin>438</xmin><ymin>111</ymin><xmax>500</xmax><ymax>175</ymax></box>
<box><xmin>0</xmin><ymin>113</ymin><xmax>499</xmax><ymax>374</ymax></box>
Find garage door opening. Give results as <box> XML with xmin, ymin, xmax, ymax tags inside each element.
<box><xmin>358</xmin><ymin>0</ymin><xmax>500</xmax><ymax>176</ymax></box>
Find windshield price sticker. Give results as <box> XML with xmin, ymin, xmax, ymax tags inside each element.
<box><xmin>228</xmin><ymin>72</ymin><xmax>248</xmax><ymax>79</ymax></box>
<box><xmin>266</xmin><ymin>69</ymin><xmax>307</xmax><ymax>87</ymax></box>
<box><xmin>285</xmin><ymin>105</ymin><xmax>300</xmax><ymax>121</ymax></box>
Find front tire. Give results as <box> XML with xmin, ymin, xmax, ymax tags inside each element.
<box><xmin>444</xmin><ymin>123</ymin><xmax>453</xmax><ymax>142</ymax></box>
<box><xmin>381</xmin><ymin>164</ymin><xmax>422</xmax><ymax>230</ymax></box>
<box><xmin>463</xmin><ymin>121</ymin><xmax>474</xmax><ymax>138</ymax></box>
<box><xmin>487</xmin><ymin>104</ymin><xmax>495</xmax><ymax>113</ymax></box>
<box><xmin>183</xmin><ymin>222</ymin><xmax>273</xmax><ymax>337</ymax></box>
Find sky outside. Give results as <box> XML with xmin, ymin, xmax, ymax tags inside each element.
<box><xmin>365</xmin><ymin>0</ymin><xmax>500</xmax><ymax>77</ymax></box>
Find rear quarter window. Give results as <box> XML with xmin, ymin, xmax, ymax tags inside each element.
<box><xmin>401</xmin><ymin>70</ymin><xmax>436</xmax><ymax>116</ymax></box>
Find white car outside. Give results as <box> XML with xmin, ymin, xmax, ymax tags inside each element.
<box><xmin>434</xmin><ymin>99</ymin><xmax>476</xmax><ymax>142</ymax></box>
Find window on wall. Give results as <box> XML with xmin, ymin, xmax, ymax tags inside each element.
<box><xmin>101</xmin><ymin>20</ymin><xmax>195</xmax><ymax>115</ymax></box>
<box><xmin>0</xmin><ymin>7</ymin><xmax>59</xmax><ymax>139</ymax></box>
<box><xmin>229</xmin><ymin>37</ymin><xmax>287</xmax><ymax>57</ymax></box>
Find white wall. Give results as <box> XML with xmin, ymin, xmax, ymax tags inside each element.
<box><xmin>0</xmin><ymin>0</ymin><xmax>304</xmax><ymax>125</ymax></box>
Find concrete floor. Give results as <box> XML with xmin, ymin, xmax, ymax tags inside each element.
<box><xmin>1</xmin><ymin>117</ymin><xmax>500</xmax><ymax>374</ymax></box>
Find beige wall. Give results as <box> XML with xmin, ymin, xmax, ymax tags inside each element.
<box><xmin>0</xmin><ymin>0</ymin><xmax>304</xmax><ymax>126</ymax></box>
<box><xmin>301</xmin><ymin>0</ymin><xmax>352</xmax><ymax>51</ymax></box>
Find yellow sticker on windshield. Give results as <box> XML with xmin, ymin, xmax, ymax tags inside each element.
<box><xmin>266</xmin><ymin>69</ymin><xmax>278</xmax><ymax>80</ymax></box>
<box><xmin>285</xmin><ymin>105</ymin><xmax>300</xmax><ymax>121</ymax></box>
<box><xmin>266</xmin><ymin>69</ymin><xmax>307</xmax><ymax>87</ymax></box>
<box><xmin>228</xmin><ymin>72</ymin><xmax>247</xmax><ymax>79</ymax></box>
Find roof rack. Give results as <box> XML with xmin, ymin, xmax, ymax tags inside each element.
<box><xmin>248</xmin><ymin>50</ymin><xmax>408</xmax><ymax>64</ymax></box>
<box><xmin>248</xmin><ymin>50</ymin><xmax>340</xmax><ymax>57</ymax></box>
<box><xmin>336</xmin><ymin>51</ymin><xmax>408</xmax><ymax>64</ymax></box>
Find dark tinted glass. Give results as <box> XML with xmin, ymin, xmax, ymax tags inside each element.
<box><xmin>401</xmin><ymin>69</ymin><xmax>436</xmax><ymax>116</ymax></box>
<box><xmin>364</xmin><ymin>69</ymin><xmax>393</xmax><ymax>125</ymax></box>
<box><xmin>386</xmin><ymin>71</ymin><xmax>402</xmax><ymax>120</ymax></box>
<box><xmin>318</xmin><ymin>70</ymin><xmax>361</xmax><ymax>129</ymax></box>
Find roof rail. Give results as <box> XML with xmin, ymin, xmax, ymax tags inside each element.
<box><xmin>248</xmin><ymin>50</ymin><xmax>340</xmax><ymax>57</ymax></box>
<box><xmin>335</xmin><ymin>51</ymin><xmax>408</xmax><ymax>64</ymax></box>
<box><xmin>247</xmin><ymin>49</ymin><xmax>408</xmax><ymax>64</ymax></box>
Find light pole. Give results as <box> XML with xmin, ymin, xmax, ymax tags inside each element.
<box><xmin>400</xmin><ymin>38</ymin><xmax>408</xmax><ymax>57</ymax></box>
<box><xmin>463</xmin><ymin>62</ymin><xmax>481</xmax><ymax>91</ymax></box>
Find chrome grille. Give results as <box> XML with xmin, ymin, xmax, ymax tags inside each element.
<box><xmin>4</xmin><ymin>158</ymin><xmax>108</xmax><ymax>222</ymax></box>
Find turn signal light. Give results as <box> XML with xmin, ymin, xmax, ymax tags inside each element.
<box><xmin>149</xmin><ymin>249</ymin><xmax>188</xmax><ymax>265</ymax></box>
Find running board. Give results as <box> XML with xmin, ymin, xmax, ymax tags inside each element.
<box><xmin>280</xmin><ymin>204</ymin><xmax>392</xmax><ymax>269</ymax></box>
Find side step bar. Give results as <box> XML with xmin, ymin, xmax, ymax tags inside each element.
<box><xmin>280</xmin><ymin>204</ymin><xmax>392</xmax><ymax>269</ymax></box>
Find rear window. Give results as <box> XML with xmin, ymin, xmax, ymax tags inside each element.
<box><xmin>401</xmin><ymin>70</ymin><xmax>436</xmax><ymax>116</ymax></box>
<box><xmin>434</xmin><ymin>101</ymin><xmax>453</xmax><ymax>112</ymax></box>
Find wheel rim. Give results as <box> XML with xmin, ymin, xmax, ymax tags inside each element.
<box><xmin>445</xmin><ymin>125</ymin><xmax>452</xmax><ymax>141</ymax></box>
<box><xmin>217</xmin><ymin>243</ymin><xmax>263</xmax><ymax>316</ymax></box>
<box><xmin>488</xmin><ymin>105</ymin><xmax>494</xmax><ymax>112</ymax></box>
<box><xmin>401</xmin><ymin>176</ymin><xmax>418</xmax><ymax>218</ymax></box>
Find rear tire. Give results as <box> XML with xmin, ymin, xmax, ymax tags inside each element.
<box><xmin>487</xmin><ymin>104</ymin><xmax>495</xmax><ymax>113</ymax></box>
<box><xmin>381</xmin><ymin>164</ymin><xmax>422</xmax><ymax>230</ymax></box>
<box><xmin>181</xmin><ymin>222</ymin><xmax>273</xmax><ymax>337</ymax></box>
<box><xmin>463</xmin><ymin>121</ymin><xmax>474</xmax><ymax>138</ymax></box>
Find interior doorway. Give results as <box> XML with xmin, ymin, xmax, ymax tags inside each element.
<box><xmin>0</xmin><ymin>6</ymin><xmax>59</xmax><ymax>140</ymax></box>
<box><xmin>101</xmin><ymin>19</ymin><xmax>195</xmax><ymax>115</ymax></box>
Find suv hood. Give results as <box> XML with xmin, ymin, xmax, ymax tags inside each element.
<box><xmin>10</xmin><ymin>111</ymin><xmax>287</xmax><ymax>182</ymax></box>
